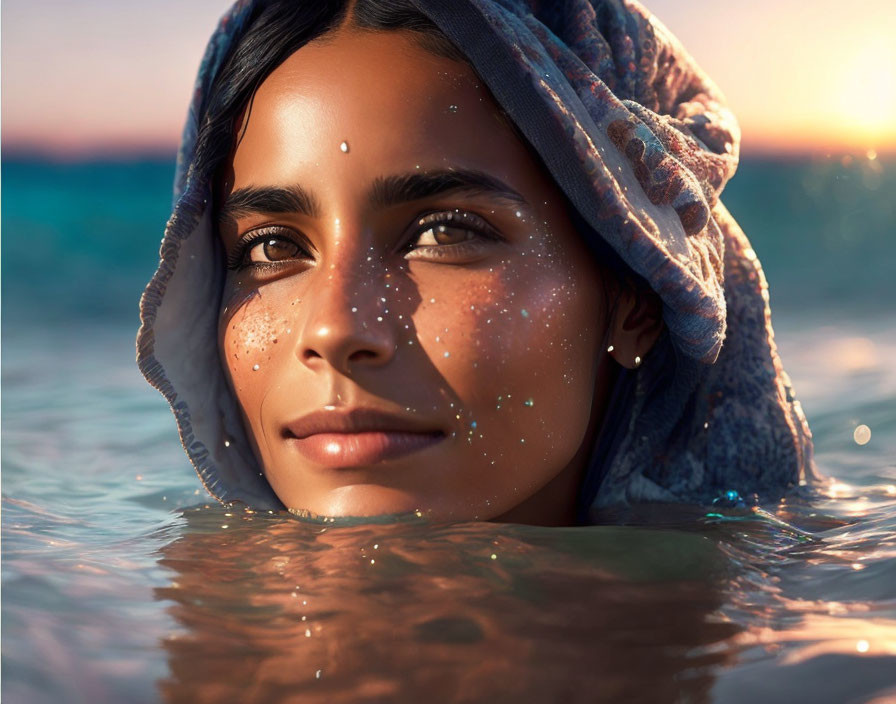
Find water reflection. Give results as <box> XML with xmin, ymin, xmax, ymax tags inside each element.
<box><xmin>154</xmin><ymin>508</ymin><xmax>738</xmax><ymax>703</ymax></box>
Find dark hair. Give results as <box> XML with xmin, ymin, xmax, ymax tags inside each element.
<box><xmin>192</xmin><ymin>0</ymin><xmax>465</xmax><ymax>186</ymax></box>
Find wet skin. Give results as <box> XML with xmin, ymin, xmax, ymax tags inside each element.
<box><xmin>218</xmin><ymin>28</ymin><xmax>658</xmax><ymax>525</ymax></box>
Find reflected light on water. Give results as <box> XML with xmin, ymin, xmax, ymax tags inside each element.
<box><xmin>735</xmin><ymin>614</ymin><xmax>896</xmax><ymax>665</ymax></box>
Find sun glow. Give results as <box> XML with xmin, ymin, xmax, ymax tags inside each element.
<box><xmin>833</xmin><ymin>41</ymin><xmax>896</xmax><ymax>144</ymax></box>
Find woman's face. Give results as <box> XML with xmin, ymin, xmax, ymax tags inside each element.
<box><xmin>218</xmin><ymin>28</ymin><xmax>608</xmax><ymax>524</ymax></box>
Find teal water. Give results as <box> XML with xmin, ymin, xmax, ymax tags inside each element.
<box><xmin>2</xmin><ymin>156</ymin><xmax>895</xmax><ymax>703</ymax></box>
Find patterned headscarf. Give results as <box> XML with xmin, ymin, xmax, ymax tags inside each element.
<box><xmin>138</xmin><ymin>0</ymin><xmax>816</xmax><ymax>517</ymax></box>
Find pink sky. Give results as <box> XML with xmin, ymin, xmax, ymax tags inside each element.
<box><xmin>3</xmin><ymin>0</ymin><xmax>895</xmax><ymax>157</ymax></box>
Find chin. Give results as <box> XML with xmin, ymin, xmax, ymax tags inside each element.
<box><xmin>288</xmin><ymin>484</ymin><xmax>429</xmax><ymax>519</ymax></box>
<box><xmin>281</xmin><ymin>484</ymin><xmax>488</xmax><ymax>523</ymax></box>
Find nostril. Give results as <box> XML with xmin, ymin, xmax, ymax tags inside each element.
<box><xmin>303</xmin><ymin>349</ymin><xmax>324</xmax><ymax>361</ymax></box>
<box><xmin>348</xmin><ymin>349</ymin><xmax>379</xmax><ymax>362</ymax></box>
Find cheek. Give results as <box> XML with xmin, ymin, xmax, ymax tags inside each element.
<box><xmin>413</xmin><ymin>252</ymin><xmax>602</xmax><ymax>458</ymax></box>
<box><xmin>220</xmin><ymin>294</ymin><xmax>293</xmax><ymax>419</ymax></box>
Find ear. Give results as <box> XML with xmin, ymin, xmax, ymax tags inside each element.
<box><xmin>606</xmin><ymin>288</ymin><xmax>664</xmax><ymax>369</ymax></box>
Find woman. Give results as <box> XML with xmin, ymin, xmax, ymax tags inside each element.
<box><xmin>138</xmin><ymin>0</ymin><xmax>816</xmax><ymax>525</ymax></box>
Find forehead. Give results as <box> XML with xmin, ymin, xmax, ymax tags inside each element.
<box><xmin>229</xmin><ymin>28</ymin><xmax>532</xmax><ymax>192</ymax></box>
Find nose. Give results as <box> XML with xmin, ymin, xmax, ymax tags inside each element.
<box><xmin>296</xmin><ymin>264</ymin><xmax>397</xmax><ymax>375</ymax></box>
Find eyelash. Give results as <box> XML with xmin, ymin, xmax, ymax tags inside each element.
<box><xmin>226</xmin><ymin>210</ymin><xmax>503</xmax><ymax>271</ymax></box>
<box><xmin>225</xmin><ymin>226</ymin><xmax>312</xmax><ymax>271</ymax></box>
<box><xmin>404</xmin><ymin>210</ymin><xmax>503</xmax><ymax>257</ymax></box>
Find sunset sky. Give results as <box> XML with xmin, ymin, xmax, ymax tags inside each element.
<box><xmin>2</xmin><ymin>0</ymin><xmax>895</xmax><ymax>157</ymax></box>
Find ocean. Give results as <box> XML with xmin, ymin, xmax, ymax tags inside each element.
<box><xmin>2</xmin><ymin>154</ymin><xmax>895</xmax><ymax>703</ymax></box>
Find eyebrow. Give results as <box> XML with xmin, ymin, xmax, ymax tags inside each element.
<box><xmin>369</xmin><ymin>169</ymin><xmax>528</xmax><ymax>209</ymax></box>
<box><xmin>219</xmin><ymin>184</ymin><xmax>320</xmax><ymax>223</ymax></box>
<box><xmin>218</xmin><ymin>169</ymin><xmax>528</xmax><ymax>225</ymax></box>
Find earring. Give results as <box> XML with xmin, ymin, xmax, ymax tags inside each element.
<box><xmin>607</xmin><ymin>345</ymin><xmax>615</xmax><ymax>353</ymax></box>
<box><xmin>634</xmin><ymin>355</ymin><xmax>642</xmax><ymax>367</ymax></box>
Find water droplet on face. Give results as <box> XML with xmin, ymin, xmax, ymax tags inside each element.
<box><xmin>339</xmin><ymin>141</ymin><xmax>349</xmax><ymax>153</ymax></box>
<box><xmin>447</xmin><ymin>104</ymin><xmax>458</xmax><ymax>113</ymax></box>
<box><xmin>521</xmin><ymin>309</ymin><xmax>530</xmax><ymax>319</ymax></box>
<box><xmin>524</xmin><ymin>398</ymin><xmax>534</xmax><ymax>407</ymax></box>
<box><xmin>443</xmin><ymin>351</ymin><xmax>450</xmax><ymax>358</ymax></box>
<box><xmin>854</xmin><ymin>424</ymin><xmax>872</xmax><ymax>445</ymax></box>
<box><xmin>252</xmin><ymin>364</ymin><xmax>260</xmax><ymax>371</ymax></box>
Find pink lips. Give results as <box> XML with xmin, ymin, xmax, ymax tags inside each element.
<box><xmin>283</xmin><ymin>408</ymin><xmax>445</xmax><ymax>468</ymax></box>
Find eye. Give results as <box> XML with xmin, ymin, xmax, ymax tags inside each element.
<box><xmin>248</xmin><ymin>236</ymin><xmax>303</xmax><ymax>263</ymax></box>
<box><xmin>405</xmin><ymin>211</ymin><xmax>503</xmax><ymax>262</ymax></box>
<box><xmin>227</xmin><ymin>227</ymin><xmax>313</xmax><ymax>271</ymax></box>
<box><xmin>415</xmin><ymin>223</ymin><xmax>477</xmax><ymax>247</ymax></box>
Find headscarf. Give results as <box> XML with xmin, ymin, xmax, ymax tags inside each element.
<box><xmin>137</xmin><ymin>0</ymin><xmax>816</xmax><ymax>517</ymax></box>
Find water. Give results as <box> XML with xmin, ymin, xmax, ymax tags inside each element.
<box><xmin>3</xmin><ymin>155</ymin><xmax>896</xmax><ymax>702</ymax></box>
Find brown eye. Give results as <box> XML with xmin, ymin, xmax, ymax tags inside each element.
<box><xmin>417</xmin><ymin>225</ymin><xmax>476</xmax><ymax>246</ymax></box>
<box><xmin>248</xmin><ymin>237</ymin><xmax>303</xmax><ymax>263</ymax></box>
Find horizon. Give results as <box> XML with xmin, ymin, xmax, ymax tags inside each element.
<box><xmin>2</xmin><ymin>0</ymin><xmax>895</xmax><ymax>158</ymax></box>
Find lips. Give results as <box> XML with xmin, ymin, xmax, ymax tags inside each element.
<box><xmin>283</xmin><ymin>408</ymin><xmax>446</xmax><ymax>467</ymax></box>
